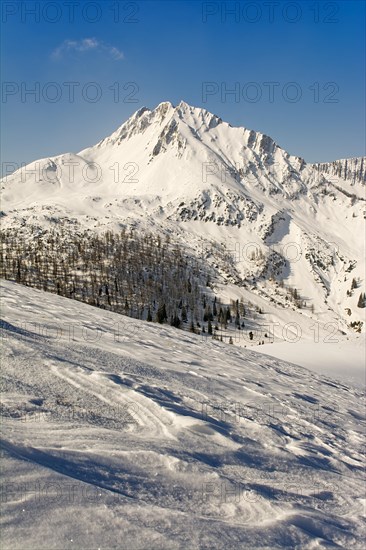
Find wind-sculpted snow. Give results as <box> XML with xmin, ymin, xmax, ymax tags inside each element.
<box><xmin>1</xmin><ymin>281</ymin><xmax>365</xmax><ymax>549</ymax></box>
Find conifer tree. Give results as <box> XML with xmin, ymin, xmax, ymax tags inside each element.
<box><xmin>157</xmin><ymin>303</ymin><xmax>167</xmax><ymax>323</ymax></box>
<box><xmin>225</xmin><ymin>307</ymin><xmax>231</xmax><ymax>323</ymax></box>
<box><xmin>170</xmin><ymin>313</ymin><xmax>181</xmax><ymax>328</ymax></box>
<box><xmin>357</xmin><ymin>292</ymin><xmax>366</xmax><ymax>308</ymax></box>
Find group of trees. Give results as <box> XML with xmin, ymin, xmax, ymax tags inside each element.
<box><xmin>345</xmin><ymin>278</ymin><xmax>365</xmax><ymax>308</ymax></box>
<box><xmin>0</xmin><ymin>227</ymin><xmax>249</xmax><ymax>338</ymax></box>
<box><xmin>1</xmin><ymin>225</ymin><xmax>261</xmax><ymax>344</ymax></box>
<box><xmin>275</xmin><ymin>280</ymin><xmax>312</xmax><ymax>311</ymax></box>
<box><xmin>5</xmin><ymin>225</ymin><xmax>346</xmax><ymax>340</ymax></box>
<box><xmin>0</xmin><ymin>227</ymin><xmax>212</xmax><ymax>326</ymax></box>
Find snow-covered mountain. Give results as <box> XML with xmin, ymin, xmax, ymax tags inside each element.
<box><xmin>1</xmin><ymin>280</ymin><xmax>365</xmax><ymax>549</ymax></box>
<box><xmin>1</xmin><ymin>101</ymin><xmax>365</xmax><ymax>335</ymax></box>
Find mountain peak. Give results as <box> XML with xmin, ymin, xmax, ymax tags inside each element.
<box><xmin>153</xmin><ymin>101</ymin><xmax>174</xmax><ymax>115</ymax></box>
<box><xmin>155</xmin><ymin>100</ymin><xmax>174</xmax><ymax>109</ymax></box>
<box><xmin>177</xmin><ymin>100</ymin><xmax>190</xmax><ymax>110</ymax></box>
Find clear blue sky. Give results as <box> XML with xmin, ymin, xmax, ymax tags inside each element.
<box><xmin>1</xmin><ymin>0</ymin><xmax>365</xmax><ymax>172</ymax></box>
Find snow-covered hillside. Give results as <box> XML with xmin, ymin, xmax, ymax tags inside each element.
<box><xmin>1</xmin><ymin>280</ymin><xmax>365</xmax><ymax>549</ymax></box>
<box><xmin>1</xmin><ymin>101</ymin><xmax>365</xmax><ymax>340</ymax></box>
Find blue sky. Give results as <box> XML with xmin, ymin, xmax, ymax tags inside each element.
<box><xmin>1</xmin><ymin>0</ymin><xmax>365</xmax><ymax>171</ymax></box>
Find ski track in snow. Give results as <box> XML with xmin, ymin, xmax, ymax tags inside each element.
<box><xmin>1</xmin><ymin>280</ymin><xmax>365</xmax><ymax>549</ymax></box>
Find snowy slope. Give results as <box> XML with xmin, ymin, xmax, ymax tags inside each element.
<box><xmin>1</xmin><ymin>101</ymin><xmax>365</xmax><ymax>334</ymax></box>
<box><xmin>1</xmin><ymin>280</ymin><xmax>365</xmax><ymax>549</ymax></box>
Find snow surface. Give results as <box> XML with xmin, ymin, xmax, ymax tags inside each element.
<box><xmin>1</xmin><ymin>280</ymin><xmax>365</xmax><ymax>549</ymax></box>
<box><xmin>253</xmin><ymin>340</ymin><xmax>365</xmax><ymax>388</ymax></box>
